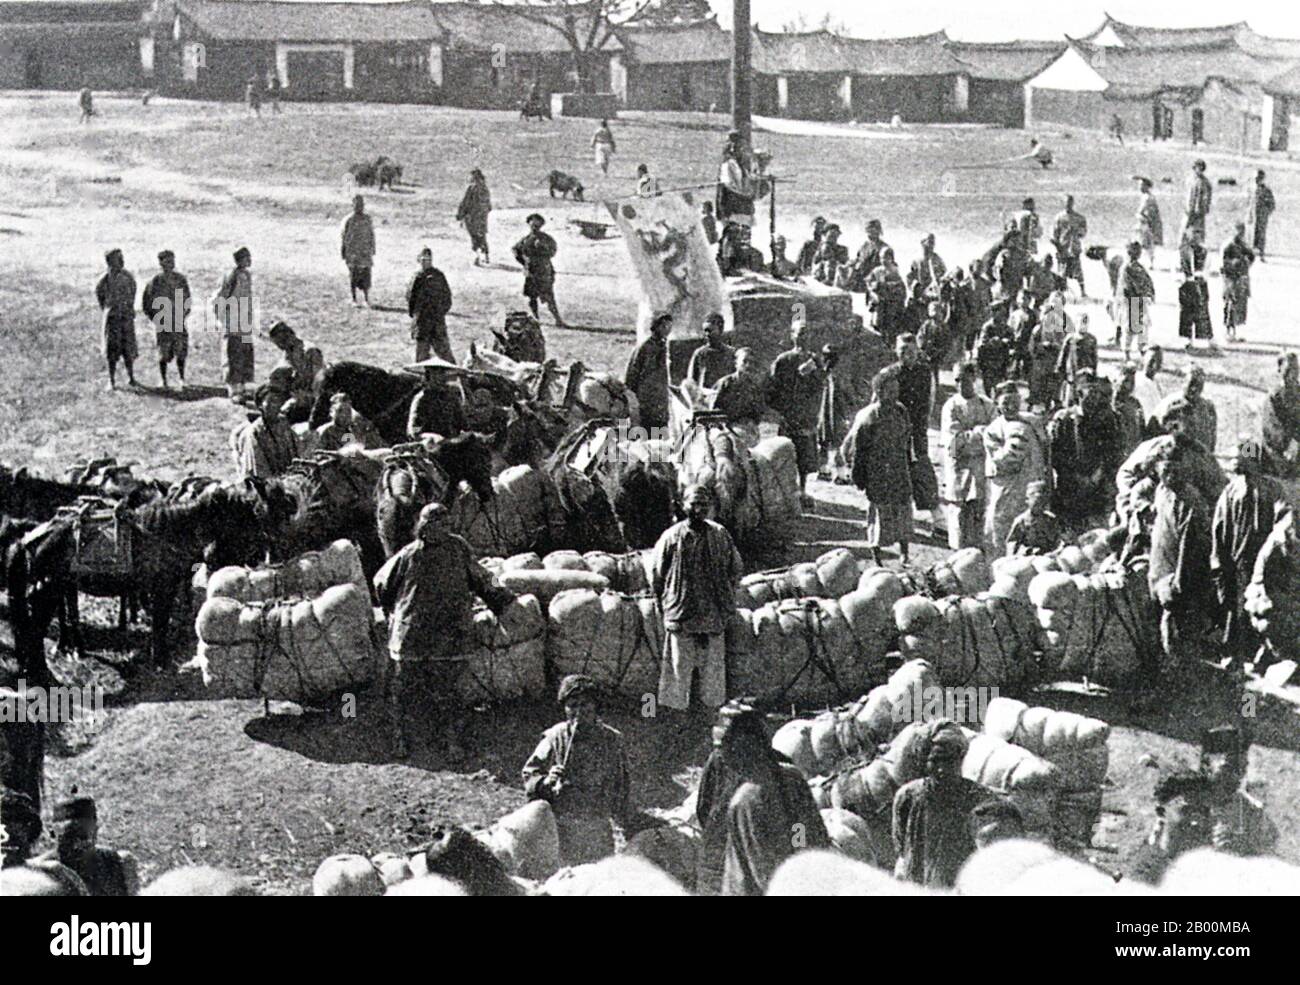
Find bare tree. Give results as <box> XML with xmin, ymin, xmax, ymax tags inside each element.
<box><xmin>495</xmin><ymin>0</ymin><xmax>655</xmax><ymax>93</ymax></box>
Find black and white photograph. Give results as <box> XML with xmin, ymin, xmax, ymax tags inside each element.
<box><xmin>1</xmin><ymin>0</ymin><xmax>1299</xmax><ymax>930</ymax></box>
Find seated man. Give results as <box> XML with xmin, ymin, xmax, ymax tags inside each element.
<box><xmin>37</xmin><ymin>795</ymin><xmax>139</xmax><ymax>896</ymax></box>
<box><xmin>717</xmin><ymin>222</ymin><xmax>765</xmax><ymax>277</ymax></box>
<box><xmin>230</xmin><ymin>384</ymin><xmax>299</xmax><ymax>479</ymax></box>
<box><xmin>314</xmin><ymin>392</ymin><xmax>383</xmax><ymax>452</ymax></box>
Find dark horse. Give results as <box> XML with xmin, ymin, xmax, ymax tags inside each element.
<box><xmin>0</xmin><ymin>464</ymin><xmax>100</xmax><ymax>520</ymax></box>
<box><xmin>6</xmin><ymin>480</ymin><xmax>295</xmax><ymax>672</ymax></box>
<box><xmin>546</xmin><ymin>419</ymin><xmax>676</xmax><ymax>551</ymax></box>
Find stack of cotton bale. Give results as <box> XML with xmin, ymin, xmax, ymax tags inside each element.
<box><xmin>193</xmin><ymin>582</ymin><xmax>377</xmax><ymax>706</ymax></box>
<box><xmin>734</xmin><ymin>548</ymin><xmax>862</xmax><ymax>609</ymax></box>
<box><xmin>735</xmin><ymin>436</ymin><xmax>802</xmax><ymax>542</ymax></box>
<box><xmin>811</xmin><ymin>720</ymin><xmax>1061</xmax><ymax>842</ymax></box>
<box><xmin>770</xmin><ymin>660</ymin><xmax>937</xmax><ymax>778</ymax></box>
<box><xmin>924</xmin><ymin>548</ymin><xmax>994</xmax><ymax>598</ymax></box>
<box><xmin>1027</xmin><ymin>560</ymin><xmax>1154</xmax><ymax>685</ymax></box>
<box><xmin>204</xmin><ymin>538</ymin><xmax>368</xmax><ymax>604</ymax></box>
<box><xmin>980</xmin><ymin>697</ymin><xmax>1110</xmax><ymax>844</ymax></box>
<box><xmin>454</xmin><ymin>595</ymin><xmax>549</xmax><ymax>704</ymax></box>
<box><xmin>725</xmin><ymin>590</ymin><xmax>893</xmax><ymax>707</ymax></box>
<box><xmin>478</xmin><ymin>550</ymin><xmax>652</xmax><ymax>597</ymax></box>
<box><xmin>892</xmin><ymin>593</ymin><xmax>1038</xmax><ymax>689</ymax></box>
<box><xmin>447</xmin><ymin>465</ymin><xmax>567</xmax><ymax>559</ymax></box>
<box><xmin>547</xmin><ymin>589</ymin><xmax>665</xmax><ymax>699</ymax></box>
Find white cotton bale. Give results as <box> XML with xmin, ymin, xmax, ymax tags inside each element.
<box><xmin>371</xmin><ymin>854</ymin><xmax>413</xmax><ymax>887</ymax></box>
<box><xmin>542</xmin><ymin>550</ymin><xmax>589</xmax><ymax>571</ymax></box>
<box><xmin>772</xmin><ymin>719</ymin><xmax>817</xmax><ymax>778</ymax></box>
<box><xmin>820</xmin><ymin>808</ymin><xmax>879</xmax><ymax>867</ymax></box>
<box><xmin>581</xmin><ymin>551</ymin><xmax>650</xmax><ymax>594</ymax></box>
<box><xmin>485</xmin><ymin>800</ymin><xmax>560</xmax><ymax>881</ymax></box>
<box><xmin>1028</xmin><ymin>571</ymin><xmax>1079</xmax><ymax>610</ymax></box>
<box><xmin>963</xmin><ymin>732</ymin><xmax>1060</xmax><ymax>793</ymax></box>
<box><xmin>456</xmin><ymin>595</ymin><xmax>548</xmax><ymax>703</ymax></box>
<box><xmin>548</xmin><ymin>589</ymin><xmax>663</xmax><ymax>698</ymax></box>
<box><xmin>497</xmin><ymin>568</ymin><xmax>609</xmax><ymax>605</ymax></box>
<box><xmin>205</xmin><ymin>567</ymin><xmax>252</xmax><ymax>602</ymax></box>
<box><xmin>858</xmin><ymin>568</ymin><xmax>907</xmax><ymax>609</ymax></box>
<box><xmin>1030</xmin><ymin>554</ymin><xmax>1061</xmax><ymax>574</ymax></box>
<box><xmin>195</xmin><ymin>596</ymin><xmax>244</xmax><ymax>643</ymax></box>
<box><xmin>816</xmin><ymin>548</ymin><xmax>862</xmax><ymax>598</ymax></box>
<box><xmin>313</xmin><ymin>854</ymin><xmax>383</xmax><ymax>896</ymax></box>
<box><xmin>1159</xmin><ymin>848</ymin><xmax>1300</xmax><ymax>896</ymax></box>
<box><xmin>956</xmin><ymin>839</ymin><xmax>1121</xmax><ymax>896</ymax></box>
<box><xmin>981</xmin><ymin>697</ymin><xmax>1029</xmax><ymax>742</ymax></box>
<box><xmin>502</xmin><ymin>552</ymin><xmax>544</xmax><ymax>571</ymax></box>
<box><xmin>543</xmin><ymin>857</ymin><xmax>690</xmax><ymax>897</ymax></box>
<box><xmin>1057</xmin><ymin>545</ymin><xmax>1089</xmax><ymax>574</ymax></box>
<box><xmin>894</xmin><ymin>595</ymin><xmax>941</xmax><ymax>636</ymax></box>
<box><xmin>767</xmin><ymin>851</ymin><xmax>933</xmax><ymax>896</ymax></box>
<box><xmin>385</xmin><ymin>875</ymin><xmax>468</xmax><ymax>896</ymax></box>
<box><xmin>949</xmin><ymin>548</ymin><xmax>993</xmax><ymax>595</ymax></box>
<box><xmin>809</xmin><ymin>714</ymin><xmax>845</xmax><ymax>770</ymax></box>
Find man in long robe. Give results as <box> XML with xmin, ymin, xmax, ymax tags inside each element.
<box><xmin>907</xmin><ymin>233</ymin><xmax>946</xmax><ymax>297</ymax></box>
<box><xmin>1149</xmin><ymin>452</ymin><xmax>1215</xmax><ymax>680</ymax></box>
<box><xmin>865</xmin><ymin>247</ymin><xmax>908</xmax><ymax>347</ymax></box>
<box><xmin>141</xmin><ymin>249</ymin><xmax>190</xmax><ymax>390</ymax></box>
<box><xmin>230</xmin><ymin>384</ymin><xmax>298</xmax><ymax>480</ymax></box>
<box><xmin>1135</xmin><ymin>177</ymin><xmax>1164</xmax><ymax>269</ymax></box>
<box><xmin>650</xmin><ymin>484</ymin><xmax>743</xmax><ymax>713</ymax></box>
<box><xmin>1211</xmin><ymin>439</ymin><xmax>1290</xmax><ymax>662</ymax></box>
<box><xmin>522</xmin><ymin>674</ymin><xmax>631</xmax><ymax>867</ymax></box>
<box><xmin>1247</xmin><ymin>170</ymin><xmax>1275</xmax><ymax>261</ymax></box>
<box><xmin>1051</xmin><ymin>195</ymin><xmax>1088</xmax><ymax>297</ymax></box>
<box><xmin>715</xmin><ymin>701</ymin><xmax>829</xmax><ymax>896</ymax></box>
<box><xmin>625</xmin><ymin>312</ymin><xmax>672</xmax><ymax>431</ymax></box>
<box><xmin>1182</xmin><ymin>159</ymin><xmax>1213</xmax><ymax>245</ymax></box>
<box><xmin>455</xmin><ymin>168</ymin><xmax>492</xmax><ymax>266</ymax></box>
<box><xmin>214</xmin><ymin>246</ymin><xmax>256</xmax><ymax>402</ymax></box>
<box><xmin>1221</xmin><ymin>222</ymin><xmax>1255</xmax><ymax>340</ymax></box>
<box><xmin>1114</xmin><ymin>240</ymin><xmax>1154</xmax><ymax>361</ymax></box>
<box><xmin>1049</xmin><ymin>374</ymin><xmax>1124</xmax><ymax>532</ymax></box>
<box><xmin>95</xmin><ymin>248</ymin><xmax>138</xmax><ymax>390</ymax></box>
<box><xmin>941</xmin><ymin>361</ymin><xmax>994</xmax><ymax>549</ymax></box>
<box><xmin>842</xmin><ymin>367</ymin><xmax>914</xmax><ymax>564</ymax></box>
<box><xmin>767</xmin><ymin>320</ymin><xmax>828</xmax><ymax>496</ymax></box>
<box><xmin>513</xmin><ymin>213</ymin><xmax>563</xmax><ymax>326</ymax></box>
<box><xmin>893</xmin><ymin>334</ymin><xmax>938</xmax><ymax>515</ymax></box>
<box><xmin>850</xmin><ymin>218</ymin><xmax>890</xmax><ymax>291</ymax></box>
<box><xmin>340</xmin><ymin>194</ymin><xmax>375</xmax><ymax>307</ymax></box>
<box><xmin>375</xmin><ymin>502</ymin><xmax>514</xmax><ymax>758</ymax></box>
<box><xmin>983</xmin><ymin>382</ymin><xmax>1049</xmax><ymax>554</ymax></box>
<box><xmin>407</xmin><ymin>246</ymin><xmax>454</xmax><ymax>364</ymax></box>
<box><xmin>892</xmin><ymin>719</ymin><xmax>987</xmax><ymax>889</ymax></box>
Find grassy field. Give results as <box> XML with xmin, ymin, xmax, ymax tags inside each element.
<box><xmin>2</xmin><ymin>93</ymin><xmax>1299</xmax><ymax>894</ymax></box>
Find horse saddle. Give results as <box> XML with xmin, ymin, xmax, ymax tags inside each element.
<box><xmin>57</xmin><ymin>496</ymin><xmax>133</xmax><ymax>578</ymax></box>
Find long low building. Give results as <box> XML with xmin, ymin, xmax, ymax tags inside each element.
<box><xmin>0</xmin><ymin>0</ymin><xmax>149</xmax><ymax>89</ymax></box>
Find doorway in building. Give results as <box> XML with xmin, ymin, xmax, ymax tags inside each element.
<box><xmin>1191</xmin><ymin>108</ymin><xmax>1204</xmax><ymax>145</ymax></box>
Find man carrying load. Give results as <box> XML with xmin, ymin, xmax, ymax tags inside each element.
<box><xmin>374</xmin><ymin>502</ymin><xmax>515</xmax><ymax>760</ymax></box>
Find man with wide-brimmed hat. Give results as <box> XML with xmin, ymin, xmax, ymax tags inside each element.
<box><xmin>708</xmin><ymin>699</ymin><xmax>828</xmax><ymax>896</ymax></box>
<box><xmin>407</xmin><ymin>246</ymin><xmax>454</xmax><ymax>363</ymax></box>
<box><xmin>95</xmin><ymin>248</ymin><xmax>138</xmax><ymax>391</ymax></box>
<box><xmin>513</xmin><ymin>213</ymin><xmax>563</xmax><ymax>326</ymax></box>
<box><xmin>521</xmin><ymin>674</ymin><xmax>631</xmax><ymax>866</ymax></box>
<box><xmin>405</xmin><ymin>357</ymin><xmax>466</xmax><ymax>443</ymax></box>
<box><xmin>142</xmin><ymin>249</ymin><xmax>191</xmax><ymax>391</ymax></box>
<box><xmin>37</xmin><ymin>794</ymin><xmax>138</xmax><ymax>896</ymax></box>
<box><xmin>375</xmin><ymin>502</ymin><xmax>515</xmax><ymax>759</ymax></box>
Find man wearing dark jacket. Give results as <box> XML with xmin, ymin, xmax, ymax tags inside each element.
<box><xmin>407</xmin><ymin>246</ymin><xmax>453</xmax><ymax>363</ymax></box>
<box><xmin>625</xmin><ymin>313</ymin><xmax>672</xmax><ymax>430</ymax></box>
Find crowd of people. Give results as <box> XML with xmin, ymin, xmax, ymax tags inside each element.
<box><xmin>8</xmin><ymin>114</ymin><xmax>1293</xmax><ymax>898</ymax></box>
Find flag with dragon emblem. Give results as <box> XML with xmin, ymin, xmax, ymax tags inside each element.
<box><xmin>606</xmin><ymin>190</ymin><xmax>728</xmax><ymax>343</ymax></box>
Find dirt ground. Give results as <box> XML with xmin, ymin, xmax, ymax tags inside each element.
<box><xmin>2</xmin><ymin>93</ymin><xmax>1299</xmax><ymax>894</ymax></box>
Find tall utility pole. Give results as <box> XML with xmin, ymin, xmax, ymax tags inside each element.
<box><xmin>732</xmin><ymin>0</ymin><xmax>751</xmax><ymax>153</ymax></box>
